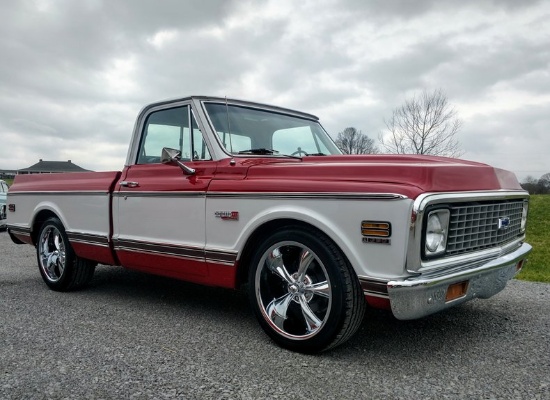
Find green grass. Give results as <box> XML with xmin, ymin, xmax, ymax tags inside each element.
<box><xmin>517</xmin><ymin>195</ymin><xmax>550</xmax><ymax>283</ymax></box>
<box><xmin>3</xmin><ymin>178</ymin><xmax>13</xmax><ymax>186</ymax></box>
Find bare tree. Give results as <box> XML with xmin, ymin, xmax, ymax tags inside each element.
<box><xmin>521</xmin><ymin>175</ymin><xmax>539</xmax><ymax>194</ymax></box>
<box><xmin>335</xmin><ymin>127</ymin><xmax>379</xmax><ymax>155</ymax></box>
<box><xmin>379</xmin><ymin>89</ymin><xmax>464</xmax><ymax>158</ymax></box>
<box><xmin>521</xmin><ymin>173</ymin><xmax>550</xmax><ymax>194</ymax></box>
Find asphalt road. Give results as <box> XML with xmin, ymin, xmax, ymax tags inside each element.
<box><xmin>1</xmin><ymin>231</ymin><xmax>549</xmax><ymax>399</ymax></box>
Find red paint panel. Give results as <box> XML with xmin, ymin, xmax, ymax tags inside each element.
<box><xmin>71</xmin><ymin>242</ymin><xmax>118</xmax><ymax>266</ymax></box>
<box><xmin>117</xmin><ymin>250</ymin><xmax>236</xmax><ymax>289</ymax></box>
<box><xmin>10</xmin><ymin>171</ymin><xmax>122</xmax><ymax>193</ymax></box>
<box><xmin>365</xmin><ymin>295</ymin><xmax>391</xmax><ymax>310</ymax></box>
<box><xmin>117</xmin><ymin>250</ymin><xmax>208</xmax><ymax>278</ymax></box>
<box><xmin>240</xmin><ymin>155</ymin><xmax>521</xmax><ymax>196</ymax></box>
<box><xmin>10</xmin><ymin>155</ymin><xmax>522</xmax><ymax>199</ymax></box>
<box><xmin>206</xmin><ymin>262</ymin><xmax>238</xmax><ymax>289</ymax></box>
<box><xmin>119</xmin><ymin>163</ymin><xmax>215</xmax><ymax>193</ymax></box>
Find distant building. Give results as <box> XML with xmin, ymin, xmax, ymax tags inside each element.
<box><xmin>0</xmin><ymin>170</ymin><xmax>17</xmax><ymax>179</ymax></box>
<box><xmin>17</xmin><ymin>159</ymin><xmax>90</xmax><ymax>174</ymax></box>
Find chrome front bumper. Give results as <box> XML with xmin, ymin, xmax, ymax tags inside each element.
<box><xmin>387</xmin><ymin>243</ymin><xmax>532</xmax><ymax>320</ymax></box>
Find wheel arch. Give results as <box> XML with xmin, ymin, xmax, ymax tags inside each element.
<box><xmin>31</xmin><ymin>209</ymin><xmax>63</xmax><ymax>245</ymax></box>
<box><xmin>235</xmin><ymin>218</ymin><xmax>356</xmax><ymax>288</ymax></box>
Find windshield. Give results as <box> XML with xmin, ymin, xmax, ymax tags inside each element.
<box><xmin>203</xmin><ymin>102</ymin><xmax>341</xmax><ymax>156</ymax></box>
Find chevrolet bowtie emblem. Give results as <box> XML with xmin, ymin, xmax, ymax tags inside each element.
<box><xmin>498</xmin><ymin>217</ymin><xmax>511</xmax><ymax>230</ymax></box>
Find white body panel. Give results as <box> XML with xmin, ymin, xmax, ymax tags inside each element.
<box><xmin>8</xmin><ymin>193</ymin><xmax>111</xmax><ymax>238</ymax></box>
<box><xmin>205</xmin><ymin>196</ymin><xmax>414</xmax><ymax>279</ymax></box>
<box><xmin>113</xmin><ymin>194</ymin><xmax>206</xmax><ymax>248</ymax></box>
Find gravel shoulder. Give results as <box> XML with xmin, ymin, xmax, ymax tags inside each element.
<box><xmin>1</xmin><ymin>232</ymin><xmax>549</xmax><ymax>399</ymax></box>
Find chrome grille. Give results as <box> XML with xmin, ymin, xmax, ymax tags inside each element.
<box><xmin>445</xmin><ymin>200</ymin><xmax>524</xmax><ymax>256</ymax></box>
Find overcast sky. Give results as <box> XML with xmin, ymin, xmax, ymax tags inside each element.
<box><xmin>1</xmin><ymin>0</ymin><xmax>549</xmax><ymax>181</ymax></box>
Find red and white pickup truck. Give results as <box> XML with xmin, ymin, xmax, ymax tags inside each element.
<box><xmin>6</xmin><ymin>96</ymin><xmax>532</xmax><ymax>352</ymax></box>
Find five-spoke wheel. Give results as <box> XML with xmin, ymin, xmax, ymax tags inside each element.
<box><xmin>255</xmin><ymin>242</ymin><xmax>332</xmax><ymax>340</ymax></box>
<box><xmin>249</xmin><ymin>226</ymin><xmax>365</xmax><ymax>353</ymax></box>
<box><xmin>36</xmin><ymin>217</ymin><xmax>95</xmax><ymax>291</ymax></box>
<box><xmin>38</xmin><ymin>223</ymin><xmax>67</xmax><ymax>283</ymax></box>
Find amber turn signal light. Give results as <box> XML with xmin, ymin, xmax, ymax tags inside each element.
<box><xmin>361</xmin><ymin>221</ymin><xmax>391</xmax><ymax>237</ymax></box>
<box><xmin>446</xmin><ymin>281</ymin><xmax>469</xmax><ymax>302</ymax></box>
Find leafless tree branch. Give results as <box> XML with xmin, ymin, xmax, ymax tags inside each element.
<box><xmin>379</xmin><ymin>89</ymin><xmax>464</xmax><ymax>158</ymax></box>
<box><xmin>335</xmin><ymin>127</ymin><xmax>379</xmax><ymax>155</ymax></box>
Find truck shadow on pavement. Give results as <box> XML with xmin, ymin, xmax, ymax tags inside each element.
<box><xmin>83</xmin><ymin>264</ymin><xmax>513</xmax><ymax>358</ymax></box>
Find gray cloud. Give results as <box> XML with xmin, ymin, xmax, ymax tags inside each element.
<box><xmin>0</xmin><ymin>0</ymin><xmax>549</xmax><ymax>180</ymax></box>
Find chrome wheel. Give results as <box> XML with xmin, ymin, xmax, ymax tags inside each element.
<box><xmin>36</xmin><ymin>218</ymin><xmax>96</xmax><ymax>291</ymax></box>
<box><xmin>255</xmin><ymin>241</ymin><xmax>332</xmax><ymax>340</ymax></box>
<box><xmin>38</xmin><ymin>225</ymin><xmax>67</xmax><ymax>283</ymax></box>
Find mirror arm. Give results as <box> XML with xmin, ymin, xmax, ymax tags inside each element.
<box><xmin>161</xmin><ymin>147</ymin><xmax>196</xmax><ymax>175</ymax></box>
<box><xmin>176</xmin><ymin>160</ymin><xmax>195</xmax><ymax>175</ymax></box>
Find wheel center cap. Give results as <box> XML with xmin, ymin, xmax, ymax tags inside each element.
<box><xmin>289</xmin><ymin>284</ymin><xmax>299</xmax><ymax>294</ymax></box>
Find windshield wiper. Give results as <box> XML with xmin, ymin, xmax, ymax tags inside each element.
<box><xmin>238</xmin><ymin>148</ymin><xmax>278</xmax><ymax>155</ymax></box>
<box><xmin>305</xmin><ymin>152</ymin><xmax>326</xmax><ymax>156</ymax></box>
<box><xmin>237</xmin><ymin>148</ymin><xmax>303</xmax><ymax>159</ymax></box>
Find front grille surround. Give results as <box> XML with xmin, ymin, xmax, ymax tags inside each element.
<box><xmin>422</xmin><ymin>199</ymin><xmax>525</xmax><ymax>260</ymax></box>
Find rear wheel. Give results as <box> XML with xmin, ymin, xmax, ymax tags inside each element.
<box><xmin>36</xmin><ymin>217</ymin><xmax>95</xmax><ymax>291</ymax></box>
<box><xmin>248</xmin><ymin>226</ymin><xmax>365</xmax><ymax>353</ymax></box>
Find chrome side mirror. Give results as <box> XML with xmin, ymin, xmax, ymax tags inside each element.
<box><xmin>161</xmin><ymin>147</ymin><xmax>196</xmax><ymax>175</ymax></box>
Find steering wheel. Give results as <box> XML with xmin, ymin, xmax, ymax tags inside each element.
<box><xmin>291</xmin><ymin>147</ymin><xmax>308</xmax><ymax>156</ymax></box>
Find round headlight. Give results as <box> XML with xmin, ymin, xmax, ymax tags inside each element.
<box><xmin>426</xmin><ymin>213</ymin><xmax>444</xmax><ymax>253</ymax></box>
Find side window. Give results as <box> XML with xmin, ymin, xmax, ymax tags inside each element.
<box><xmin>138</xmin><ymin>106</ymin><xmax>190</xmax><ymax>164</ymax></box>
<box><xmin>137</xmin><ymin>106</ymin><xmax>211</xmax><ymax>164</ymax></box>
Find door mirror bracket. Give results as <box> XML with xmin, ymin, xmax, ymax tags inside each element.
<box><xmin>161</xmin><ymin>147</ymin><xmax>196</xmax><ymax>175</ymax></box>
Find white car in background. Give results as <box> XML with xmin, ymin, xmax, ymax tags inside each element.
<box><xmin>0</xmin><ymin>179</ymin><xmax>8</xmax><ymax>230</ymax></box>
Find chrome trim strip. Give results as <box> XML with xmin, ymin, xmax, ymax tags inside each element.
<box><xmin>358</xmin><ymin>277</ymin><xmax>390</xmax><ymax>298</ymax></box>
<box><xmin>413</xmin><ymin>190</ymin><xmax>529</xmax><ymax>212</ymax></box>
<box><xmin>7</xmin><ymin>191</ymin><xmax>110</xmax><ymax>196</ymax></box>
<box><xmin>113</xmin><ymin>191</ymin><xmax>206</xmax><ymax>198</ymax></box>
<box><xmin>6</xmin><ymin>225</ymin><xmax>31</xmax><ymax>235</ymax></box>
<box><xmin>205</xmin><ymin>249</ymin><xmax>239</xmax><ymax>264</ymax></box>
<box><xmin>207</xmin><ymin>192</ymin><xmax>407</xmax><ymax>201</ymax></box>
<box><xmin>113</xmin><ymin>238</ymin><xmax>238</xmax><ymax>266</ymax></box>
<box><xmin>67</xmin><ymin>232</ymin><xmax>110</xmax><ymax>247</ymax></box>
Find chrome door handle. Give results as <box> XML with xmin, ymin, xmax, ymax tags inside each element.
<box><xmin>120</xmin><ymin>181</ymin><xmax>139</xmax><ymax>188</ymax></box>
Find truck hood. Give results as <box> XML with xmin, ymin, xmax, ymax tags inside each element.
<box><xmin>241</xmin><ymin>154</ymin><xmax>523</xmax><ymax>199</ymax></box>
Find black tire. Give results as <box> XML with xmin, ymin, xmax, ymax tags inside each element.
<box><xmin>248</xmin><ymin>226</ymin><xmax>365</xmax><ymax>353</ymax></box>
<box><xmin>36</xmin><ymin>217</ymin><xmax>95</xmax><ymax>291</ymax></box>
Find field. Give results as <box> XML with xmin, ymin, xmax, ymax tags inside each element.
<box><xmin>517</xmin><ymin>194</ymin><xmax>550</xmax><ymax>283</ymax></box>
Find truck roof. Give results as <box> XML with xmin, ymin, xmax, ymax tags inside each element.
<box><xmin>139</xmin><ymin>95</ymin><xmax>320</xmax><ymax>121</ymax></box>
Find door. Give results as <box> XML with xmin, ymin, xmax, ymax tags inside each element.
<box><xmin>114</xmin><ymin>104</ymin><xmax>215</xmax><ymax>280</ymax></box>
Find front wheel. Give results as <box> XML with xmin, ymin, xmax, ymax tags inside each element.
<box><xmin>248</xmin><ymin>226</ymin><xmax>365</xmax><ymax>353</ymax></box>
<box><xmin>36</xmin><ymin>217</ymin><xmax>95</xmax><ymax>291</ymax></box>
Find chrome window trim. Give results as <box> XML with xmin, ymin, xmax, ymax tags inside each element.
<box><xmin>199</xmin><ymin>99</ymin><xmax>340</xmax><ymax>159</ymax></box>
<box><xmin>406</xmin><ymin>190</ymin><xmax>529</xmax><ymax>274</ymax></box>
